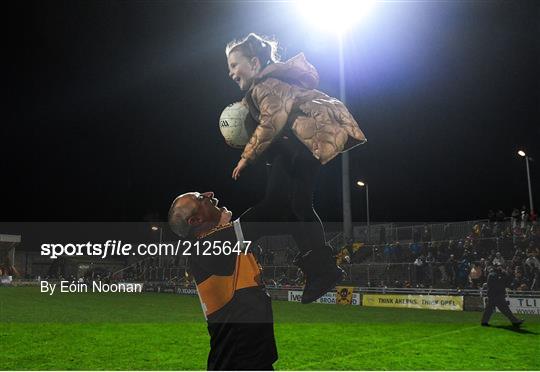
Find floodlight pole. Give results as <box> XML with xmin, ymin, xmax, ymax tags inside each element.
<box><xmin>152</xmin><ymin>225</ymin><xmax>163</xmax><ymax>269</ymax></box>
<box><xmin>524</xmin><ymin>155</ymin><xmax>534</xmax><ymax>213</ymax></box>
<box><xmin>339</xmin><ymin>35</ymin><xmax>353</xmax><ymax>243</ymax></box>
<box><xmin>365</xmin><ymin>183</ymin><xmax>370</xmax><ymax>244</ymax></box>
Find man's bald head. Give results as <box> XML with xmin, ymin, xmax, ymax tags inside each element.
<box><xmin>168</xmin><ymin>193</ymin><xmax>197</xmax><ymax>238</ymax></box>
<box><xmin>168</xmin><ymin>192</ymin><xmax>232</xmax><ymax>238</ymax></box>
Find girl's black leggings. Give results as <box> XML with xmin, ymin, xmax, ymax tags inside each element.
<box><xmin>240</xmin><ymin>135</ymin><xmax>327</xmax><ymax>255</ymax></box>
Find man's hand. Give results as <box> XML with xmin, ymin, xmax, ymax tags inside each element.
<box><xmin>232</xmin><ymin>158</ymin><xmax>248</xmax><ymax>180</ymax></box>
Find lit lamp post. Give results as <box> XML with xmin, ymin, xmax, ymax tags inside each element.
<box><xmin>151</xmin><ymin>225</ymin><xmax>163</xmax><ymax>243</ymax></box>
<box><xmin>296</xmin><ymin>0</ymin><xmax>375</xmax><ymax>241</ymax></box>
<box><xmin>356</xmin><ymin>181</ymin><xmax>370</xmax><ymax>243</ymax></box>
<box><xmin>151</xmin><ymin>225</ymin><xmax>163</xmax><ymax>271</ymax></box>
<box><xmin>518</xmin><ymin>150</ymin><xmax>534</xmax><ymax>213</ymax></box>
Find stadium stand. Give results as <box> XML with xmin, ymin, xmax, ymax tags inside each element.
<box><xmin>8</xmin><ymin>210</ymin><xmax>538</xmax><ymax>294</ymax></box>
<box><xmin>100</xmin><ymin>216</ymin><xmax>539</xmax><ymax>294</ymax></box>
<box><xmin>0</xmin><ymin>234</ymin><xmax>21</xmax><ymax>280</ymax></box>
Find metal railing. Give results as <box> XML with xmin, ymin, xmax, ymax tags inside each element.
<box><xmin>330</xmin><ymin>219</ymin><xmax>537</xmax><ymax>252</ymax></box>
<box><xmin>261</xmin><ymin>261</ymin><xmax>538</xmax><ymax>291</ymax></box>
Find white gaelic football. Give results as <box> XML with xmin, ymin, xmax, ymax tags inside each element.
<box><xmin>219</xmin><ymin>101</ymin><xmax>250</xmax><ymax>148</ymax></box>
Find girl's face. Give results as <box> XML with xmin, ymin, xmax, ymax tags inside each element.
<box><xmin>227</xmin><ymin>50</ymin><xmax>260</xmax><ymax>91</ymax></box>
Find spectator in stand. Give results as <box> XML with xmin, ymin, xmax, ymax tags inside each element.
<box><xmin>457</xmin><ymin>255</ymin><xmax>471</xmax><ymax>288</ymax></box>
<box><xmin>492</xmin><ymin>252</ymin><xmax>505</xmax><ymax>267</ymax></box>
<box><xmin>510</xmin><ymin>270</ymin><xmax>528</xmax><ymax>290</ymax></box>
<box><xmin>524</xmin><ymin>249</ymin><xmax>540</xmax><ymax>290</ymax></box>
<box><xmin>425</xmin><ymin>251</ymin><xmax>435</xmax><ymax>286</ymax></box>
<box><xmin>383</xmin><ymin>243</ymin><xmax>391</xmax><ymax>263</ymax></box>
<box><xmin>492</xmin><ymin>222</ymin><xmax>499</xmax><ymax>238</ymax></box>
<box><xmin>444</xmin><ymin>240</ymin><xmax>454</xmax><ymax>260</ymax></box>
<box><xmin>426</xmin><ymin>241</ymin><xmax>434</xmax><ymax>256</ymax></box>
<box><xmin>487</xmin><ymin>249</ymin><xmax>496</xmax><ymax>265</ymax></box>
<box><xmin>373</xmin><ymin>246</ymin><xmax>382</xmax><ymax>262</ymax></box>
<box><xmin>336</xmin><ymin>248</ymin><xmax>350</xmax><ymax>266</ymax></box>
<box><xmin>446</xmin><ymin>254</ymin><xmax>457</xmax><ymax>286</ymax></box>
<box><xmin>510</xmin><ymin>248</ymin><xmax>525</xmax><ymax>272</ymax></box>
<box><xmin>470</xmin><ymin>242</ymin><xmax>480</xmax><ymax>261</ymax></box>
<box><xmin>393</xmin><ymin>241</ymin><xmax>403</xmax><ymax>262</ymax></box>
<box><xmin>413</xmin><ymin>255</ymin><xmax>425</xmax><ymax>287</ymax></box>
<box><xmin>488</xmin><ymin>210</ymin><xmax>496</xmax><ymax>223</ymax></box>
<box><xmin>409</xmin><ymin>242</ymin><xmax>421</xmax><ymax>259</ymax></box>
<box><xmin>481</xmin><ymin>223</ymin><xmax>492</xmax><ymax>238</ymax></box>
<box><xmin>459</xmin><ymin>239</ymin><xmax>467</xmax><ymax>257</ymax></box>
<box><xmin>442</xmin><ymin>223</ymin><xmax>450</xmax><ymax>241</ymax></box>
<box><xmin>495</xmin><ymin>209</ymin><xmax>506</xmax><ymax>222</ymax></box>
<box><xmin>520</xmin><ymin>205</ymin><xmax>529</xmax><ymax>229</ymax></box>
<box><xmin>294</xmin><ymin>268</ymin><xmax>305</xmax><ymax>286</ymax></box>
<box><xmin>511</xmin><ymin>208</ymin><xmax>520</xmax><ymax>229</ymax></box>
<box><xmin>437</xmin><ymin>242</ymin><xmax>449</xmax><ymax>283</ymax></box>
<box><xmin>427</xmin><ymin>241</ymin><xmax>434</xmax><ymax>253</ymax></box>
<box><xmin>477</xmin><ymin>235</ymin><xmax>489</xmax><ymax>259</ymax></box>
<box><xmin>479</xmin><ymin>258</ymin><xmax>488</xmax><ymax>278</ymax></box>
<box><xmin>432</xmin><ymin>242</ymin><xmax>441</xmax><ymax>261</ymax></box>
<box><xmin>422</xmin><ymin>224</ymin><xmax>432</xmax><ymax>243</ymax></box>
<box><xmin>473</xmin><ymin>224</ymin><xmax>482</xmax><ymax>239</ymax></box>
<box><xmin>278</xmin><ymin>271</ymin><xmax>289</xmax><ymax>287</ymax></box>
<box><xmin>469</xmin><ymin>262</ymin><xmax>483</xmax><ymax>288</ymax></box>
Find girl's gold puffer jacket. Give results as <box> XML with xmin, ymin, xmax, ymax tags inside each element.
<box><xmin>242</xmin><ymin>53</ymin><xmax>367</xmax><ymax>165</ymax></box>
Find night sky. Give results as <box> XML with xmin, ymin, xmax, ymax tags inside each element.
<box><xmin>4</xmin><ymin>0</ymin><xmax>539</xmax><ymax>223</ymax></box>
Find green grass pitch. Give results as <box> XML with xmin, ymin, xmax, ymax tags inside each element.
<box><xmin>1</xmin><ymin>287</ymin><xmax>539</xmax><ymax>370</ymax></box>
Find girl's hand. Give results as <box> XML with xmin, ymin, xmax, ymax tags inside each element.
<box><xmin>232</xmin><ymin>158</ymin><xmax>248</xmax><ymax>180</ymax></box>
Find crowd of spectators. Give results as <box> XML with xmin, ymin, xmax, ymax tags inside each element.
<box><xmin>351</xmin><ymin>207</ymin><xmax>539</xmax><ymax>290</ymax></box>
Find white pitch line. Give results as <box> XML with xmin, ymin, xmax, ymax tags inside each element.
<box><xmin>301</xmin><ymin>325</ymin><xmax>479</xmax><ymax>369</ymax></box>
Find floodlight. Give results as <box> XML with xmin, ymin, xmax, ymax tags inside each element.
<box><xmin>296</xmin><ymin>0</ymin><xmax>375</xmax><ymax>35</ymax></box>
